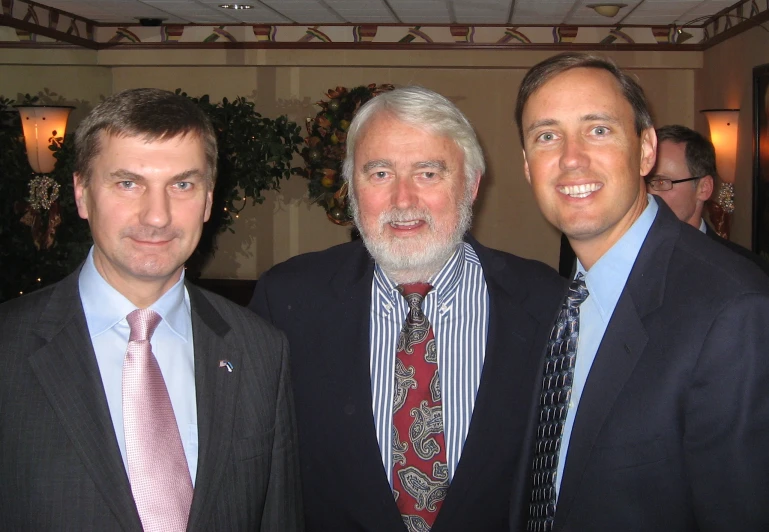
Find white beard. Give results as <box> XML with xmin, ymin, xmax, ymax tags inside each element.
<box><xmin>350</xmin><ymin>189</ymin><xmax>474</xmax><ymax>285</ymax></box>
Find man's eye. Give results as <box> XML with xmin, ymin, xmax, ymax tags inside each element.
<box><xmin>593</xmin><ymin>126</ymin><xmax>609</xmax><ymax>135</ymax></box>
<box><xmin>119</xmin><ymin>181</ymin><xmax>135</xmax><ymax>189</ymax></box>
<box><xmin>538</xmin><ymin>132</ymin><xmax>555</xmax><ymax>142</ymax></box>
<box><xmin>421</xmin><ymin>172</ymin><xmax>437</xmax><ymax>179</ymax></box>
<box><xmin>176</xmin><ymin>182</ymin><xmax>191</xmax><ymax>190</ymax></box>
<box><xmin>373</xmin><ymin>171</ymin><xmax>388</xmax><ymax>179</ymax></box>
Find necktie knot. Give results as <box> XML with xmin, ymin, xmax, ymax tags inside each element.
<box><xmin>127</xmin><ymin>308</ymin><xmax>162</xmax><ymax>342</ymax></box>
<box><xmin>397</xmin><ymin>283</ymin><xmax>433</xmax><ymax>311</ymax></box>
<box><xmin>565</xmin><ymin>273</ymin><xmax>589</xmax><ymax>309</ymax></box>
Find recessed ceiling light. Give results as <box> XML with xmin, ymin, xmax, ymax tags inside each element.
<box><xmin>219</xmin><ymin>4</ymin><xmax>254</xmax><ymax>9</ymax></box>
<box><xmin>586</xmin><ymin>4</ymin><xmax>627</xmax><ymax>18</ymax></box>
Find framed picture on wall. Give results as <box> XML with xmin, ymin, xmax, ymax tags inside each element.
<box><xmin>753</xmin><ymin>64</ymin><xmax>769</xmax><ymax>260</ymax></box>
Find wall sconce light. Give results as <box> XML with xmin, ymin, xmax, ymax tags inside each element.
<box><xmin>14</xmin><ymin>105</ymin><xmax>74</xmax><ymax>174</ymax></box>
<box><xmin>701</xmin><ymin>109</ymin><xmax>740</xmax><ymax>183</ymax></box>
<box><xmin>586</xmin><ymin>4</ymin><xmax>627</xmax><ymax>17</ymax></box>
<box><xmin>701</xmin><ymin>108</ymin><xmax>739</xmax><ymax>239</ymax></box>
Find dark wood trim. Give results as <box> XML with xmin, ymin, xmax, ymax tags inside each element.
<box><xmin>701</xmin><ymin>9</ymin><xmax>769</xmax><ymax>50</ymax></box>
<box><xmin>0</xmin><ymin>40</ymin><xmax>704</xmax><ymax>52</ymax></box>
<box><xmin>25</xmin><ymin>0</ymin><xmax>95</xmax><ymax>26</ymax></box>
<box><xmin>0</xmin><ymin>14</ymin><xmax>99</xmax><ymax>50</ymax></box>
<box><xmin>752</xmin><ymin>63</ymin><xmax>769</xmax><ymax>255</ymax></box>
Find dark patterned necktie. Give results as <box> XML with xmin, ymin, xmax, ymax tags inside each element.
<box><xmin>392</xmin><ymin>283</ymin><xmax>449</xmax><ymax>532</ymax></box>
<box><xmin>528</xmin><ymin>274</ymin><xmax>589</xmax><ymax>532</ymax></box>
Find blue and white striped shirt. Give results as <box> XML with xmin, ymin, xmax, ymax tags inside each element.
<box><xmin>370</xmin><ymin>242</ymin><xmax>489</xmax><ymax>484</ymax></box>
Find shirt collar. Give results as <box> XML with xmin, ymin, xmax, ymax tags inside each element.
<box><xmin>576</xmin><ymin>194</ymin><xmax>658</xmax><ymax>322</ymax></box>
<box><xmin>699</xmin><ymin>218</ymin><xmax>707</xmax><ymax>233</ymax></box>
<box><xmin>78</xmin><ymin>247</ymin><xmax>190</xmax><ymax>341</ymax></box>
<box><xmin>373</xmin><ymin>243</ymin><xmax>466</xmax><ymax>306</ymax></box>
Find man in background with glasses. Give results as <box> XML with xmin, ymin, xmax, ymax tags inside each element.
<box><xmin>647</xmin><ymin>124</ymin><xmax>769</xmax><ymax>274</ymax></box>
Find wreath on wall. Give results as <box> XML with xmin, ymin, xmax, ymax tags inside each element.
<box><xmin>300</xmin><ymin>83</ymin><xmax>394</xmax><ymax>225</ymax></box>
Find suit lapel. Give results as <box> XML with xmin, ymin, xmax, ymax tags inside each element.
<box><xmin>185</xmin><ymin>285</ymin><xmax>242</xmax><ymax>530</ymax></box>
<box><xmin>435</xmin><ymin>237</ymin><xmax>553</xmax><ymax>528</ymax></box>
<box><xmin>327</xmin><ymin>243</ymin><xmax>405</xmax><ymax>528</ymax></box>
<box><xmin>27</xmin><ymin>272</ymin><xmax>141</xmax><ymax>531</ymax></box>
<box><xmin>554</xmin><ymin>201</ymin><xmax>678</xmax><ymax>527</ymax></box>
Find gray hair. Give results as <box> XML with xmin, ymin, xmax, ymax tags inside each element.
<box><xmin>342</xmin><ymin>86</ymin><xmax>485</xmax><ymax>191</ymax></box>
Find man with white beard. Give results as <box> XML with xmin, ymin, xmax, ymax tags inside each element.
<box><xmin>250</xmin><ymin>86</ymin><xmax>563</xmax><ymax>532</ymax></box>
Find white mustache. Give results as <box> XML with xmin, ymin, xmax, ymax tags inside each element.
<box><xmin>378</xmin><ymin>208</ymin><xmax>435</xmax><ymax>228</ymax></box>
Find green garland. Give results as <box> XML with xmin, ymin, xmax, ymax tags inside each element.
<box><xmin>299</xmin><ymin>83</ymin><xmax>394</xmax><ymax>224</ymax></box>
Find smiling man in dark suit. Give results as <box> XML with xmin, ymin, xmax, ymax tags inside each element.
<box><xmin>515</xmin><ymin>52</ymin><xmax>769</xmax><ymax>531</ymax></box>
<box><xmin>250</xmin><ymin>86</ymin><xmax>563</xmax><ymax>531</ymax></box>
<box><xmin>0</xmin><ymin>88</ymin><xmax>302</xmax><ymax>531</ymax></box>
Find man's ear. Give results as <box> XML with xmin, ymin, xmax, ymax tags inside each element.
<box><xmin>203</xmin><ymin>188</ymin><xmax>213</xmax><ymax>222</ymax></box>
<box><xmin>523</xmin><ymin>149</ymin><xmax>532</xmax><ymax>185</ymax></box>
<box><xmin>639</xmin><ymin>127</ymin><xmax>657</xmax><ymax>177</ymax></box>
<box><xmin>73</xmin><ymin>173</ymin><xmax>89</xmax><ymax>220</ymax></box>
<box><xmin>697</xmin><ymin>175</ymin><xmax>715</xmax><ymax>202</ymax></box>
<box><xmin>468</xmin><ymin>171</ymin><xmax>482</xmax><ymax>202</ymax></box>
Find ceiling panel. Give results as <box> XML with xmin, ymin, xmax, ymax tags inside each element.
<box><xmin>19</xmin><ymin>0</ymin><xmax>746</xmax><ymax>26</ymax></box>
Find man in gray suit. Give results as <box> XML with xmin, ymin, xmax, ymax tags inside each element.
<box><xmin>0</xmin><ymin>88</ymin><xmax>302</xmax><ymax>531</ymax></box>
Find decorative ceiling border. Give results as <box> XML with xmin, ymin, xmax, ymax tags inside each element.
<box><xmin>0</xmin><ymin>0</ymin><xmax>766</xmax><ymax>51</ymax></box>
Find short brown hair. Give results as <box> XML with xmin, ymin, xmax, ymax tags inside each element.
<box><xmin>655</xmin><ymin>124</ymin><xmax>718</xmax><ymax>181</ymax></box>
<box><xmin>515</xmin><ymin>52</ymin><xmax>654</xmax><ymax>146</ymax></box>
<box><xmin>74</xmin><ymin>88</ymin><xmax>217</xmax><ymax>186</ymax></box>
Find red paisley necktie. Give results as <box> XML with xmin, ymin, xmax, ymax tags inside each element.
<box><xmin>392</xmin><ymin>283</ymin><xmax>449</xmax><ymax>532</ymax></box>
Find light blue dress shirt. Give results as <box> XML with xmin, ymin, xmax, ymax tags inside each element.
<box><xmin>78</xmin><ymin>248</ymin><xmax>199</xmax><ymax>484</ymax></box>
<box><xmin>555</xmin><ymin>195</ymin><xmax>658</xmax><ymax>497</ymax></box>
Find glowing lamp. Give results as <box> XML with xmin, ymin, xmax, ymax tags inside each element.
<box><xmin>700</xmin><ymin>109</ymin><xmax>739</xmax><ymax>183</ymax></box>
<box><xmin>15</xmin><ymin>105</ymin><xmax>74</xmax><ymax>174</ymax></box>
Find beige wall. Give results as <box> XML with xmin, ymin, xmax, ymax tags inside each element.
<box><xmin>0</xmin><ymin>48</ymin><xmax>700</xmax><ymax>279</ymax></box>
<box><xmin>698</xmin><ymin>26</ymin><xmax>769</xmax><ymax>250</ymax></box>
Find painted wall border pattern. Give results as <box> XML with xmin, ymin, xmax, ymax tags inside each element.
<box><xmin>1</xmin><ymin>0</ymin><xmax>767</xmax><ymax>50</ymax></box>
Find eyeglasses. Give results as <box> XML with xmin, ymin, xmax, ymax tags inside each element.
<box><xmin>646</xmin><ymin>176</ymin><xmax>702</xmax><ymax>191</ymax></box>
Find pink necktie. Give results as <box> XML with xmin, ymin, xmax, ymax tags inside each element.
<box><xmin>123</xmin><ymin>308</ymin><xmax>193</xmax><ymax>532</ymax></box>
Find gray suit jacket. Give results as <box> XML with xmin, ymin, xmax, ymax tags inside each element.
<box><xmin>0</xmin><ymin>269</ymin><xmax>303</xmax><ymax>531</ymax></box>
